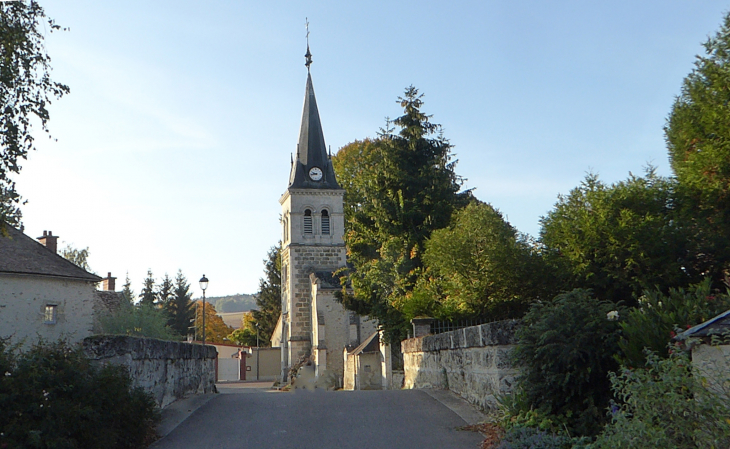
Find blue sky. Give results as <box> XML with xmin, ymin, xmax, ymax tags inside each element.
<box><xmin>14</xmin><ymin>1</ymin><xmax>730</xmax><ymax>297</ymax></box>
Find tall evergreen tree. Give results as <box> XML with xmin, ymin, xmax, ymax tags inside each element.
<box><xmin>157</xmin><ymin>273</ymin><xmax>174</xmax><ymax>307</ymax></box>
<box><xmin>138</xmin><ymin>269</ymin><xmax>157</xmax><ymax>307</ymax></box>
<box><xmin>167</xmin><ymin>270</ymin><xmax>195</xmax><ymax>337</ymax></box>
<box><xmin>665</xmin><ymin>11</ymin><xmax>730</xmax><ymax>286</ymax></box>
<box><xmin>122</xmin><ymin>272</ymin><xmax>135</xmax><ymax>305</ymax></box>
<box><xmin>332</xmin><ymin>87</ymin><xmax>470</xmax><ymax>340</ymax></box>
<box><xmin>251</xmin><ymin>243</ymin><xmax>281</xmax><ymax>346</ymax></box>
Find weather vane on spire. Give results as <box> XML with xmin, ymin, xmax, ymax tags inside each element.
<box><xmin>305</xmin><ymin>17</ymin><xmax>312</xmax><ymax>70</ymax></box>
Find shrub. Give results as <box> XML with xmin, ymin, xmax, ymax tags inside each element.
<box><xmin>591</xmin><ymin>350</ymin><xmax>730</xmax><ymax>449</ymax></box>
<box><xmin>495</xmin><ymin>426</ymin><xmax>572</xmax><ymax>449</ymax></box>
<box><xmin>618</xmin><ymin>278</ymin><xmax>730</xmax><ymax>367</ymax></box>
<box><xmin>99</xmin><ymin>303</ymin><xmax>181</xmax><ymax>341</ymax></box>
<box><xmin>0</xmin><ymin>339</ymin><xmax>159</xmax><ymax>449</ymax></box>
<box><xmin>511</xmin><ymin>289</ymin><xmax>623</xmax><ymax>436</ymax></box>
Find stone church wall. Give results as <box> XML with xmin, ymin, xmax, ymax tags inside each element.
<box><xmin>401</xmin><ymin>320</ymin><xmax>520</xmax><ymax>411</ymax></box>
<box><xmin>83</xmin><ymin>335</ymin><xmax>217</xmax><ymax>408</ymax></box>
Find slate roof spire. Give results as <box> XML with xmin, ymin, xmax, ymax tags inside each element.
<box><xmin>287</xmin><ymin>39</ymin><xmax>341</xmax><ymax>190</ymax></box>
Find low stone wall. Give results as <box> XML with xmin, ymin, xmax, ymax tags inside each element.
<box><xmin>401</xmin><ymin>320</ymin><xmax>519</xmax><ymax>411</ymax></box>
<box><xmin>83</xmin><ymin>336</ymin><xmax>217</xmax><ymax>408</ymax></box>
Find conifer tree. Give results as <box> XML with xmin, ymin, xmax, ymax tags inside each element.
<box><xmin>157</xmin><ymin>273</ymin><xmax>174</xmax><ymax>307</ymax></box>
<box><xmin>138</xmin><ymin>269</ymin><xmax>157</xmax><ymax>307</ymax></box>
<box><xmin>665</xmin><ymin>12</ymin><xmax>730</xmax><ymax>285</ymax></box>
<box><xmin>167</xmin><ymin>270</ymin><xmax>195</xmax><ymax>337</ymax></box>
<box><xmin>333</xmin><ymin>87</ymin><xmax>470</xmax><ymax>340</ymax></box>
<box><xmin>122</xmin><ymin>272</ymin><xmax>135</xmax><ymax>305</ymax></box>
<box><xmin>251</xmin><ymin>244</ymin><xmax>281</xmax><ymax>346</ymax></box>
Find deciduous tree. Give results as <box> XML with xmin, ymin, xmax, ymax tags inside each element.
<box><xmin>194</xmin><ymin>301</ymin><xmax>233</xmax><ymax>344</ymax></box>
<box><xmin>410</xmin><ymin>201</ymin><xmax>549</xmax><ymax>321</ymax></box>
<box><xmin>539</xmin><ymin>169</ymin><xmax>697</xmax><ymax>304</ymax></box>
<box><xmin>0</xmin><ymin>1</ymin><xmax>69</xmax><ymax>231</ymax></box>
<box><xmin>59</xmin><ymin>244</ymin><xmax>91</xmax><ymax>272</ymax></box>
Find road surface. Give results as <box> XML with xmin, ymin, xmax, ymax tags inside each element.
<box><xmin>152</xmin><ymin>384</ymin><xmax>484</xmax><ymax>449</ymax></box>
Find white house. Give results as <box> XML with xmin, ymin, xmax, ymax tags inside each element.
<box><xmin>0</xmin><ymin>224</ymin><xmax>103</xmax><ymax>347</ymax></box>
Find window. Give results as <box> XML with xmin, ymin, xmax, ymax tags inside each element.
<box><xmin>321</xmin><ymin>210</ymin><xmax>330</xmax><ymax>235</ymax></box>
<box><xmin>44</xmin><ymin>305</ymin><xmax>57</xmax><ymax>324</ymax></box>
<box><xmin>303</xmin><ymin>209</ymin><xmax>313</xmax><ymax>234</ymax></box>
<box><xmin>283</xmin><ymin>217</ymin><xmax>289</xmax><ymax>242</ymax></box>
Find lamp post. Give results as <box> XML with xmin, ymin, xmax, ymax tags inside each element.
<box><xmin>199</xmin><ymin>275</ymin><xmax>208</xmax><ymax>346</ymax></box>
<box><xmin>255</xmin><ymin>322</ymin><xmax>260</xmax><ymax>381</ymax></box>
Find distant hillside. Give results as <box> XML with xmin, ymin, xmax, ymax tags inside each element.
<box><xmin>198</xmin><ymin>294</ymin><xmax>257</xmax><ymax>313</ymax></box>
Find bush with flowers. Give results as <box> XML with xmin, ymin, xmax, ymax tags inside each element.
<box><xmin>0</xmin><ymin>338</ymin><xmax>159</xmax><ymax>449</ymax></box>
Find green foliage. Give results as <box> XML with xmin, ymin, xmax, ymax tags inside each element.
<box><xmin>664</xmin><ymin>11</ymin><xmax>730</xmax><ymax>288</ymax></box>
<box><xmin>666</xmin><ymin>11</ymin><xmax>730</xmax><ymax>205</ymax></box>
<box><xmin>250</xmin><ymin>243</ymin><xmax>281</xmax><ymax>346</ymax></box>
<box><xmin>0</xmin><ymin>339</ymin><xmax>159</xmax><ymax>449</ymax></box>
<box><xmin>410</xmin><ymin>201</ymin><xmax>550</xmax><ymax>321</ymax></box>
<box><xmin>332</xmin><ymin>87</ymin><xmax>470</xmax><ymax>341</ymax></box>
<box><xmin>228</xmin><ymin>312</ymin><xmax>260</xmax><ymax>347</ymax></box>
<box><xmin>165</xmin><ymin>270</ymin><xmax>195</xmax><ymax>337</ymax></box>
<box><xmin>59</xmin><ymin>244</ymin><xmax>92</xmax><ymax>272</ymax></box>
<box><xmin>495</xmin><ymin>426</ymin><xmax>574</xmax><ymax>449</ymax></box>
<box><xmin>540</xmin><ymin>169</ymin><xmax>697</xmax><ymax>304</ymax></box>
<box><xmin>138</xmin><ymin>269</ymin><xmax>157</xmax><ymax>306</ymax></box>
<box><xmin>122</xmin><ymin>272</ymin><xmax>134</xmax><ymax>305</ymax></box>
<box><xmin>512</xmin><ymin>289</ymin><xmax>623</xmax><ymax>436</ymax></box>
<box><xmin>618</xmin><ymin>279</ymin><xmax>730</xmax><ymax>367</ymax></box>
<box><xmin>157</xmin><ymin>273</ymin><xmax>174</xmax><ymax>306</ymax></box>
<box><xmin>591</xmin><ymin>350</ymin><xmax>730</xmax><ymax>449</ymax></box>
<box><xmin>0</xmin><ymin>1</ymin><xmax>69</xmax><ymax>230</ymax></box>
<box><xmin>98</xmin><ymin>303</ymin><xmax>180</xmax><ymax>341</ymax></box>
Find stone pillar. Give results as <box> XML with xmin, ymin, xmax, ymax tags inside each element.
<box><xmin>379</xmin><ymin>330</ymin><xmax>392</xmax><ymax>389</ymax></box>
<box><xmin>411</xmin><ymin>317</ymin><xmax>435</xmax><ymax>338</ymax></box>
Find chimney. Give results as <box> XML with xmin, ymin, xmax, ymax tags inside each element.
<box><xmin>38</xmin><ymin>230</ymin><xmax>58</xmax><ymax>254</ymax></box>
<box><xmin>102</xmin><ymin>272</ymin><xmax>116</xmax><ymax>291</ymax></box>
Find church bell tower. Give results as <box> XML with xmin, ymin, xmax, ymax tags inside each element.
<box><xmin>279</xmin><ymin>43</ymin><xmax>346</xmax><ymax>380</ymax></box>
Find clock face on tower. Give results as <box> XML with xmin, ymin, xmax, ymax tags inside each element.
<box><xmin>308</xmin><ymin>167</ymin><xmax>323</xmax><ymax>181</ymax></box>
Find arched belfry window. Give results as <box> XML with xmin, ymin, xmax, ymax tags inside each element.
<box><xmin>303</xmin><ymin>209</ymin><xmax>313</xmax><ymax>234</ymax></box>
<box><xmin>321</xmin><ymin>210</ymin><xmax>330</xmax><ymax>235</ymax></box>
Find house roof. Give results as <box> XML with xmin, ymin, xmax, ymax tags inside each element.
<box><xmin>349</xmin><ymin>330</ymin><xmax>380</xmax><ymax>355</ymax></box>
<box><xmin>0</xmin><ymin>224</ymin><xmax>102</xmax><ymax>282</ymax></box>
<box><xmin>677</xmin><ymin>309</ymin><xmax>730</xmax><ymax>340</ymax></box>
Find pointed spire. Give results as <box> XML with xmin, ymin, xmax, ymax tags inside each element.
<box><xmin>287</xmin><ymin>58</ymin><xmax>341</xmax><ymax>190</ymax></box>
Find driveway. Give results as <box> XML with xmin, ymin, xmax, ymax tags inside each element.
<box><xmin>152</xmin><ymin>385</ymin><xmax>484</xmax><ymax>449</ymax></box>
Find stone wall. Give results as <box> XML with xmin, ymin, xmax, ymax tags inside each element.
<box><xmin>83</xmin><ymin>336</ymin><xmax>217</xmax><ymax>408</ymax></box>
<box><xmin>401</xmin><ymin>320</ymin><xmax>520</xmax><ymax>411</ymax></box>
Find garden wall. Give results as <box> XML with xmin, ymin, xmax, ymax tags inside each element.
<box><xmin>83</xmin><ymin>335</ymin><xmax>217</xmax><ymax>408</ymax></box>
<box><xmin>401</xmin><ymin>320</ymin><xmax>519</xmax><ymax>411</ymax></box>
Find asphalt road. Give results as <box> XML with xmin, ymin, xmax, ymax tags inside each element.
<box><xmin>152</xmin><ymin>388</ymin><xmax>484</xmax><ymax>449</ymax></box>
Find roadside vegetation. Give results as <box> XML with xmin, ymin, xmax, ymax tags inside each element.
<box><xmin>0</xmin><ymin>339</ymin><xmax>159</xmax><ymax>449</ymax></box>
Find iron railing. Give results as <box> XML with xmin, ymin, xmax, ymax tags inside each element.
<box><xmin>429</xmin><ymin>317</ymin><xmax>495</xmax><ymax>335</ymax></box>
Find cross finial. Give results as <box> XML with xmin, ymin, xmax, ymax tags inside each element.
<box><xmin>305</xmin><ymin>18</ymin><xmax>312</xmax><ymax>70</ymax></box>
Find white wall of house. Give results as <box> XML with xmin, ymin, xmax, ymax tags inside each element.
<box><xmin>0</xmin><ymin>274</ymin><xmax>97</xmax><ymax>347</ymax></box>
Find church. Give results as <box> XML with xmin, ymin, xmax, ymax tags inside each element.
<box><xmin>273</xmin><ymin>46</ymin><xmax>379</xmax><ymax>387</ymax></box>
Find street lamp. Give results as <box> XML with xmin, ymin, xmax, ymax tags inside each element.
<box><xmin>255</xmin><ymin>322</ymin><xmax>260</xmax><ymax>381</ymax></box>
<box><xmin>199</xmin><ymin>275</ymin><xmax>208</xmax><ymax>346</ymax></box>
